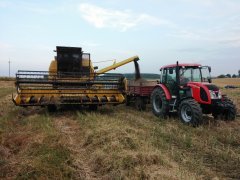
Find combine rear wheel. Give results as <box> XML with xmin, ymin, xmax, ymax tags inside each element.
<box><xmin>179</xmin><ymin>99</ymin><xmax>203</xmax><ymax>127</ymax></box>
<box><xmin>151</xmin><ymin>87</ymin><xmax>169</xmax><ymax>118</ymax></box>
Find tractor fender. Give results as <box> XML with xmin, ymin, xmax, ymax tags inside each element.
<box><xmin>153</xmin><ymin>84</ymin><xmax>171</xmax><ymax>100</ymax></box>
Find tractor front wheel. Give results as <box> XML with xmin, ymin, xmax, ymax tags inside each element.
<box><xmin>212</xmin><ymin>98</ymin><xmax>236</xmax><ymax>121</ymax></box>
<box><xmin>222</xmin><ymin>98</ymin><xmax>236</xmax><ymax>121</ymax></box>
<box><xmin>151</xmin><ymin>87</ymin><xmax>169</xmax><ymax>118</ymax></box>
<box><xmin>179</xmin><ymin>99</ymin><xmax>203</xmax><ymax>127</ymax></box>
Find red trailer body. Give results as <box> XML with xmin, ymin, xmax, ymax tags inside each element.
<box><xmin>125</xmin><ymin>79</ymin><xmax>157</xmax><ymax>110</ymax></box>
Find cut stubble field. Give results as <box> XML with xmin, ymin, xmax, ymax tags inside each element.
<box><xmin>0</xmin><ymin>79</ymin><xmax>240</xmax><ymax>179</ymax></box>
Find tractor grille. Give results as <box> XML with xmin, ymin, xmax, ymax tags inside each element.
<box><xmin>200</xmin><ymin>87</ymin><xmax>208</xmax><ymax>102</ymax></box>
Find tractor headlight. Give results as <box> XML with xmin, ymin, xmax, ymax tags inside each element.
<box><xmin>218</xmin><ymin>90</ymin><xmax>222</xmax><ymax>99</ymax></box>
<box><xmin>209</xmin><ymin>90</ymin><xmax>216</xmax><ymax>99</ymax></box>
<box><xmin>209</xmin><ymin>90</ymin><xmax>221</xmax><ymax>99</ymax></box>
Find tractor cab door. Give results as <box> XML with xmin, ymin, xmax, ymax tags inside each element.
<box><xmin>161</xmin><ymin>67</ymin><xmax>178</xmax><ymax>96</ymax></box>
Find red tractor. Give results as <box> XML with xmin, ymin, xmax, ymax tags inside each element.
<box><xmin>151</xmin><ymin>62</ymin><xmax>237</xmax><ymax>126</ymax></box>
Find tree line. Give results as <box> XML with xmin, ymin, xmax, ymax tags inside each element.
<box><xmin>217</xmin><ymin>70</ymin><xmax>240</xmax><ymax>78</ymax></box>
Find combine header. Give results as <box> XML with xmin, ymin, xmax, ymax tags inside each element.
<box><xmin>13</xmin><ymin>46</ymin><xmax>139</xmax><ymax>111</ymax></box>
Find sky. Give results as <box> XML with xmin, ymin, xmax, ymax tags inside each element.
<box><xmin>0</xmin><ymin>0</ymin><xmax>240</xmax><ymax>77</ymax></box>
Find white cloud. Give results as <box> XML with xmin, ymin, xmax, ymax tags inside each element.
<box><xmin>79</xmin><ymin>3</ymin><xmax>172</xmax><ymax>31</ymax></box>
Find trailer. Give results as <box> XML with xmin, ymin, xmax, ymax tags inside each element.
<box><xmin>125</xmin><ymin>79</ymin><xmax>157</xmax><ymax>110</ymax></box>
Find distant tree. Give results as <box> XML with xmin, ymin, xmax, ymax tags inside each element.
<box><xmin>226</xmin><ymin>74</ymin><xmax>231</xmax><ymax>78</ymax></box>
<box><xmin>232</xmin><ymin>74</ymin><xmax>237</xmax><ymax>78</ymax></box>
<box><xmin>238</xmin><ymin>70</ymin><xmax>240</xmax><ymax>77</ymax></box>
<box><xmin>217</xmin><ymin>74</ymin><xmax>225</xmax><ymax>78</ymax></box>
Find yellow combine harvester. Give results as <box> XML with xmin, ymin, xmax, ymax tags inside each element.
<box><xmin>13</xmin><ymin>46</ymin><xmax>139</xmax><ymax>111</ymax></box>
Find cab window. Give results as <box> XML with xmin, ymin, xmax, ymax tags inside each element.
<box><xmin>161</xmin><ymin>68</ymin><xmax>176</xmax><ymax>83</ymax></box>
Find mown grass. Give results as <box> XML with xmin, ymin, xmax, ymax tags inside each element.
<box><xmin>0</xmin><ymin>87</ymin><xmax>14</xmax><ymax>99</ymax></box>
<box><xmin>0</xmin><ymin>78</ymin><xmax>240</xmax><ymax>179</ymax></box>
<box><xmin>73</xmin><ymin>109</ymin><xmax>177</xmax><ymax>179</ymax></box>
<box><xmin>0</xmin><ymin>77</ymin><xmax>15</xmax><ymax>81</ymax></box>
<box><xmin>0</xmin><ymin>105</ymin><xmax>74</xmax><ymax>179</ymax></box>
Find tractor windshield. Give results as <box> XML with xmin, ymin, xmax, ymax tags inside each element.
<box><xmin>179</xmin><ymin>66</ymin><xmax>211</xmax><ymax>85</ymax></box>
<box><xmin>200</xmin><ymin>66</ymin><xmax>211</xmax><ymax>82</ymax></box>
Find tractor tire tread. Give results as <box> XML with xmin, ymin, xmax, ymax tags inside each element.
<box><xmin>179</xmin><ymin>98</ymin><xmax>203</xmax><ymax>127</ymax></box>
<box><xmin>151</xmin><ymin>87</ymin><xmax>169</xmax><ymax>118</ymax></box>
<box><xmin>223</xmin><ymin>98</ymin><xmax>236</xmax><ymax>121</ymax></box>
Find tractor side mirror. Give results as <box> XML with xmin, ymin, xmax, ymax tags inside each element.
<box><xmin>208</xmin><ymin>78</ymin><xmax>212</xmax><ymax>83</ymax></box>
<box><xmin>94</xmin><ymin>66</ymin><xmax>98</xmax><ymax>70</ymax></box>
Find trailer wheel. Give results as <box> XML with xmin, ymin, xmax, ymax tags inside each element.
<box><xmin>151</xmin><ymin>87</ymin><xmax>169</xmax><ymax>118</ymax></box>
<box><xmin>179</xmin><ymin>99</ymin><xmax>203</xmax><ymax>127</ymax></box>
<box><xmin>125</xmin><ymin>95</ymin><xmax>131</xmax><ymax>106</ymax></box>
<box><xmin>135</xmin><ymin>97</ymin><xmax>146</xmax><ymax>111</ymax></box>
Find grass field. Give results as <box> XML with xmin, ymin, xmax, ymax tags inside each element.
<box><xmin>0</xmin><ymin>79</ymin><xmax>240</xmax><ymax>179</ymax></box>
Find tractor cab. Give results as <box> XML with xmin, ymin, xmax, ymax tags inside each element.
<box><xmin>160</xmin><ymin>63</ymin><xmax>212</xmax><ymax>96</ymax></box>
<box><xmin>151</xmin><ymin>62</ymin><xmax>236</xmax><ymax>127</ymax></box>
<box><xmin>160</xmin><ymin>64</ymin><xmax>212</xmax><ymax>85</ymax></box>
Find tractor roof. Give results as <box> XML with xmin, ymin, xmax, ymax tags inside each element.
<box><xmin>160</xmin><ymin>63</ymin><xmax>201</xmax><ymax>69</ymax></box>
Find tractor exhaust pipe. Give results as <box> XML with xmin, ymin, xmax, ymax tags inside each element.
<box><xmin>176</xmin><ymin>61</ymin><xmax>180</xmax><ymax>100</ymax></box>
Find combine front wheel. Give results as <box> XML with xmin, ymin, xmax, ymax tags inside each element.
<box><xmin>89</xmin><ymin>104</ymin><xmax>98</xmax><ymax>111</ymax></box>
<box><xmin>47</xmin><ymin>105</ymin><xmax>57</xmax><ymax>112</ymax></box>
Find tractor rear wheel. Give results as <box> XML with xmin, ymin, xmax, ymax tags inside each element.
<box><xmin>151</xmin><ymin>87</ymin><xmax>169</xmax><ymax>118</ymax></box>
<box><xmin>179</xmin><ymin>99</ymin><xmax>203</xmax><ymax>127</ymax></box>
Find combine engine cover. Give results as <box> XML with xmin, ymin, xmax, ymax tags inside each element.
<box><xmin>13</xmin><ymin>46</ymin><xmax>125</xmax><ymax>107</ymax></box>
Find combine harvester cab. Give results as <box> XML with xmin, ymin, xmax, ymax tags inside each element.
<box><xmin>13</xmin><ymin>46</ymin><xmax>139</xmax><ymax>111</ymax></box>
